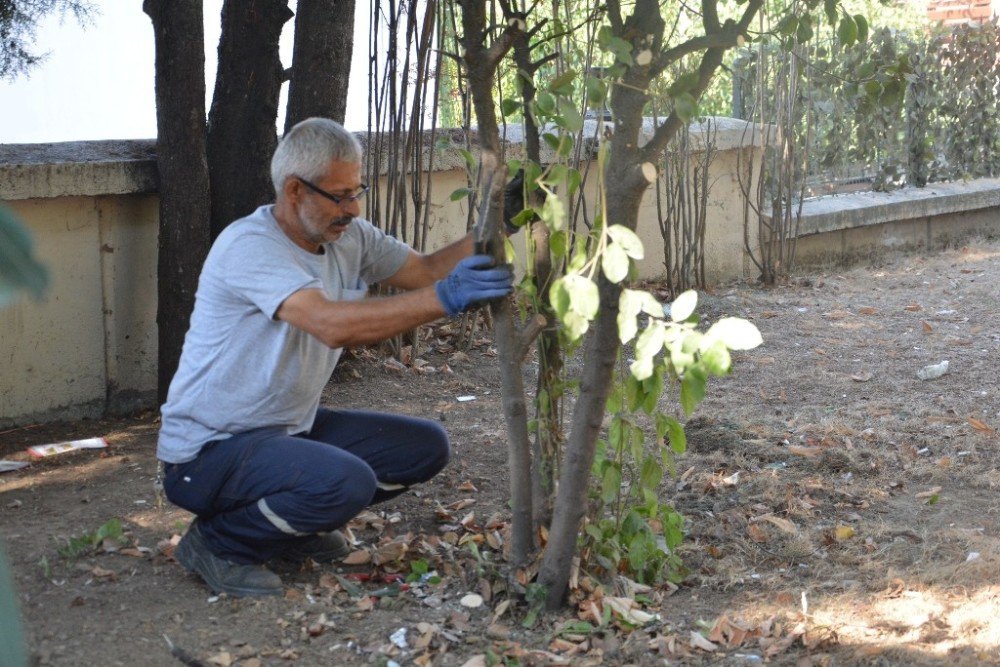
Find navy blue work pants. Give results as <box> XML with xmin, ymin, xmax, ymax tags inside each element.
<box><xmin>163</xmin><ymin>409</ymin><xmax>450</xmax><ymax>563</ymax></box>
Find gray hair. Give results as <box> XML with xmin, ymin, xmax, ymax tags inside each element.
<box><xmin>271</xmin><ymin>117</ymin><xmax>363</xmax><ymax>191</ymax></box>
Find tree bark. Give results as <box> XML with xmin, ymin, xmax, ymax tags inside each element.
<box><xmin>511</xmin><ymin>28</ymin><xmax>561</xmax><ymax>533</ymax></box>
<box><xmin>207</xmin><ymin>0</ymin><xmax>292</xmax><ymax>240</ymax></box>
<box><xmin>144</xmin><ymin>0</ymin><xmax>212</xmax><ymax>404</ymax></box>
<box><xmin>458</xmin><ymin>0</ymin><xmax>533</xmax><ymax>565</ymax></box>
<box><xmin>285</xmin><ymin>0</ymin><xmax>356</xmax><ymax>128</ymax></box>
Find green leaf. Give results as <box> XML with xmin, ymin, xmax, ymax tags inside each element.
<box><xmin>701</xmin><ymin>340</ymin><xmax>732</xmax><ymax>376</ymax></box>
<box><xmin>564</xmin><ymin>274</ymin><xmax>600</xmax><ymax>318</ymax></box>
<box><xmin>557</xmin><ymin>98</ymin><xmax>584</xmax><ymax>133</ymax></box>
<box><xmin>607</xmin><ymin>225</ymin><xmax>644</xmax><ymax>259</ymax></box>
<box><xmin>586</xmin><ymin>77</ymin><xmax>607</xmax><ymax>106</ymax></box>
<box><xmin>0</xmin><ymin>206</ymin><xmax>49</xmax><ymax>305</ymax></box>
<box><xmin>674</xmin><ymin>93</ymin><xmax>698</xmax><ymax>122</ymax></box>
<box><xmin>457</xmin><ymin>148</ymin><xmax>476</xmax><ymax>172</ymax></box>
<box><xmin>680</xmin><ymin>371</ymin><xmax>706</xmax><ymax>415</ymax></box>
<box><xmin>617</xmin><ymin>290</ymin><xmax>643</xmax><ymax>343</ymax></box>
<box><xmin>525</xmin><ymin>161</ymin><xmax>544</xmax><ymax>193</ymax></box>
<box><xmin>703</xmin><ymin>317</ymin><xmax>763</xmax><ymax>351</ymax></box>
<box><xmin>796</xmin><ymin>15</ymin><xmax>814</xmax><ymax>43</ymax></box>
<box><xmin>606</xmin><ymin>386</ymin><xmax>623</xmax><ymax>413</ymax></box>
<box><xmin>550</xmin><ymin>229</ymin><xmax>568</xmax><ymax>259</ymax></box>
<box><xmin>838</xmin><ymin>15</ymin><xmax>857</xmax><ymax>47</ymax></box>
<box><xmin>449</xmin><ymin>187</ymin><xmax>472</xmax><ymax>202</ymax></box>
<box><xmin>630</xmin><ymin>321</ymin><xmax>667</xmax><ymax>380</ymax></box>
<box><xmin>500</xmin><ymin>98</ymin><xmax>519</xmax><ymax>118</ymax></box>
<box><xmin>563</xmin><ymin>310</ymin><xmax>590</xmax><ymax>341</ymax></box>
<box><xmin>585</xmin><ymin>524</ymin><xmax>604</xmax><ymax>541</ymax></box>
<box><xmin>662</xmin><ymin>415</ymin><xmax>686</xmax><ymax>454</ymax></box>
<box><xmin>777</xmin><ymin>15</ymin><xmax>798</xmax><ymax>38</ymax></box>
<box><xmin>854</xmin><ymin>14</ymin><xmax>868</xmax><ymax>42</ymax></box>
<box><xmin>538</xmin><ymin>192</ymin><xmax>565</xmax><ymax>231</ymax></box>
<box><xmin>511</xmin><ymin>208</ymin><xmax>535</xmax><ymax>228</ymax></box>
<box><xmin>601</xmin><ymin>463</ymin><xmax>622</xmax><ymax>503</ymax></box>
<box><xmin>542</xmin><ymin>132</ymin><xmax>561</xmax><ymax>151</ymax></box>
<box><xmin>549</xmin><ymin>277</ymin><xmax>571</xmax><ymax>317</ymax></box>
<box><xmin>535</xmin><ymin>91</ymin><xmax>556</xmax><ymax>116</ymax></box>
<box><xmin>641</xmin><ymin>365</ymin><xmax>663</xmax><ymax>414</ymax></box>
<box><xmin>567</xmin><ymin>168</ymin><xmax>583</xmax><ymax>196</ymax></box>
<box><xmin>824</xmin><ymin>0</ymin><xmax>838</xmax><ymax>26</ymax></box>
<box><xmin>548</xmin><ymin>69</ymin><xmax>578</xmax><ymax>94</ymax></box>
<box><xmin>602</xmin><ymin>243</ymin><xmax>630</xmax><ymax>283</ymax></box>
<box><xmin>639</xmin><ymin>458</ymin><xmax>663</xmax><ymax>491</ymax></box>
<box><xmin>670</xmin><ymin>290</ymin><xmax>698</xmax><ymax>322</ymax></box>
<box><xmin>667</xmin><ymin>71</ymin><xmax>699</xmax><ymax>97</ymax></box>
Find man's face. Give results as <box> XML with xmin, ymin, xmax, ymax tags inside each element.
<box><xmin>296</xmin><ymin>160</ymin><xmax>364</xmax><ymax>246</ymax></box>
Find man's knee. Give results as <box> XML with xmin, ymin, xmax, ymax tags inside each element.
<box><xmin>316</xmin><ymin>459</ymin><xmax>378</xmax><ymax>513</ymax></box>
<box><xmin>414</xmin><ymin>419</ymin><xmax>451</xmax><ymax>481</ymax></box>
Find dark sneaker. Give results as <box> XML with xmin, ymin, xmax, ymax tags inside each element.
<box><xmin>279</xmin><ymin>530</ymin><xmax>352</xmax><ymax>564</ymax></box>
<box><xmin>175</xmin><ymin>521</ymin><xmax>283</xmax><ymax>597</ymax></box>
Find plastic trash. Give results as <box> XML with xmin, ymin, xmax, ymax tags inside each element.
<box><xmin>917</xmin><ymin>360</ymin><xmax>949</xmax><ymax>380</ymax></box>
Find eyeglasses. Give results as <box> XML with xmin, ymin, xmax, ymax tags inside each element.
<box><xmin>297</xmin><ymin>177</ymin><xmax>369</xmax><ymax>205</ymax></box>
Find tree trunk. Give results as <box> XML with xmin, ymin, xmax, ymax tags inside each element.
<box><xmin>511</xmin><ymin>29</ymin><xmax>561</xmax><ymax>533</ymax></box>
<box><xmin>285</xmin><ymin>0</ymin><xmax>356</xmax><ymax>128</ymax></box>
<box><xmin>144</xmin><ymin>0</ymin><xmax>212</xmax><ymax>404</ymax></box>
<box><xmin>536</xmin><ymin>183</ymin><xmax>643</xmax><ymax>610</ymax></box>
<box><xmin>458</xmin><ymin>0</ymin><xmax>533</xmax><ymax>565</ymax></box>
<box><xmin>207</xmin><ymin>0</ymin><xmax>292</xmax><ymax>240</ymax></box>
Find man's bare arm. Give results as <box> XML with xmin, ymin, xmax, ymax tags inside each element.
<box><xmin>276</xmin><ymin>287</ymin><xmax>446</xmax><ymax>349</ymax></box>
<box><xmin>384</xmin><ymin>233</ymin><xmax>474</xmax><ymax>290</ymax></box>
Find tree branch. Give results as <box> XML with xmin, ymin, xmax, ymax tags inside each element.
<box><xmin>515</xmin><ymin>314</ymin><xmax>548</xmax><ymax>362</ymax></box>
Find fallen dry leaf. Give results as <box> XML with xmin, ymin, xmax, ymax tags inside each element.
<box><xmin>747</xmin><ymin>524</ymin><xmax>769</xmax><ymax>543</ymax></box>
<box><xmin>457</xmin><ymin>480</ymin><xmax>478</xmax><ymax>492</ymax></box>
<box><xmin>922</xmin><ymin>320</ymin><xmax>933</xmax><ymax>332</ymax></box>
<box><xmin>851</xmin><ymin>371</ymin><xmax>873</xmax><ymax>382</ymax></box>
<box><xmin>904</xmin><ymin>303</ymin><xmax>923</xmax><ymax>312</ymax></box>
<box><xmin>342</xmin><ymin>549</ymin><xmax>372</xmax><ymax>565</ymax></box>
<box><xmin>689</xmin><ymin>631</ymin><xmax>719</xmax><ymax>652</ymax></box>
<box><xmin>969</xmin><ymin>417</ymin><xmax>996</xmax><ymax>434</ymax></box>
<box><xmin>91</xmin><ymin>566</ymin><xmax>116</xmax><ymax>579</ymax></box>
<box><xmin>207</xmin><ymin>652</ymin><xmax>233</xmax><ymax>666</ymax></box>
<box><xmin>857</xmin><ymin>306</ymin><xmax>878</xmax><ymax>315</ymax></box>
<box><xmin>760</xmin><ymin>516</ymin><xmax>798</xmax><ymax>534</ymax></box>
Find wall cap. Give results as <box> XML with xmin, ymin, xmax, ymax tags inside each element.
<box><xmin>790</xmin><ymin>178</ymin><xmax>1000</xmax><ymax>236</ymax></box>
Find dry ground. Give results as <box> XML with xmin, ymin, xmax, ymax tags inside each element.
<box><xmin>1</xmin><ymin>238</ymin><xmax>998</xmax><ymax>666</ymax></box>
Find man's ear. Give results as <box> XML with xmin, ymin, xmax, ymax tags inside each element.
<box><xmin>282</xmin><ymin>177</ymin><xmax>303</xmax><ymax>203</ymax></box>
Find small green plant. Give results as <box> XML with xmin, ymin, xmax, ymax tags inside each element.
<box><xmin>57</xmin><ymin>518</ymin><xmax>126</xmax><ymax>560</ymax></box>
<box><xmin>405</xmin><ymin>558</ymin><xmax>441</xmax><ymax>584</ymax></box>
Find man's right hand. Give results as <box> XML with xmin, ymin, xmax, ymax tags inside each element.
<box><xmin>435</xmin><ymin>255</ymin><xmax>514</xmax><ymax>316</ymax></box>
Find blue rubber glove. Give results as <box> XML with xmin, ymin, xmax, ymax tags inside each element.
<box><xmin>435</xmin><ymin>255</ymin><xmax>514</xmax><ymax>316</ymax></box>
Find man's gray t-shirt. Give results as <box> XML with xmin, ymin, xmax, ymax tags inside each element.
<box><xmin>157</xmin><ymin>205</ymin><xmax>411</xmax><ymax>464</ymax></box>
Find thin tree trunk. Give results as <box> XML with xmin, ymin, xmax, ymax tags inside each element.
<box><xmin>285</xmin><ymin>0</ymin><xmax>356</xmax><ymax>128</ymax></box>
<box><xmin>207</xmin><ymin>0</ymin><xmax>292</xmax><ymax>240</ymax></box>
<box><xmin>144</xmin><ymin>0</ymin><xmax>212</xmax><ymax>404</ymax></box>
<box><xmin>458</xmin><ymin>0</ymin><xmax>533</xmax><ymax>565</ymax></box>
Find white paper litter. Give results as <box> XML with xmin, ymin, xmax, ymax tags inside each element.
<box><xmin>389</xmin><ymin>627</ymin><xmax>408</xmax><ymax>649</ymax></box>
<box><xmin>456</xmin><ymin>396</ymin><xmax>476</xmax><ymax>402</ymax></box>
<box><xmin>27</xmin><ymin>437</ymin><xmax>108</xmax><ymax>458</ymax></box>
<box><xmin>0</xmin><ymin>460</ymin><xmax>29</xmax><ymax>473</ymax></box>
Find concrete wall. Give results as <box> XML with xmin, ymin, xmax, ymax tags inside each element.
<box><xmin>3</xmin><ymin>124</ymin><xmax>998</xmax><ymax>426</ymax></box>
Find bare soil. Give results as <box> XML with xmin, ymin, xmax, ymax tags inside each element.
<box><xmin>1</xmin><ymin>239</ymin><xmax>998</xmax><ymax>666</ymax></box>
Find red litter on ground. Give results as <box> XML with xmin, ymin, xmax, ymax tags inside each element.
<box><xmin>27</xmin><ymin>437</ymin><xmax>108</xmax><ymax>459</ymax></box>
